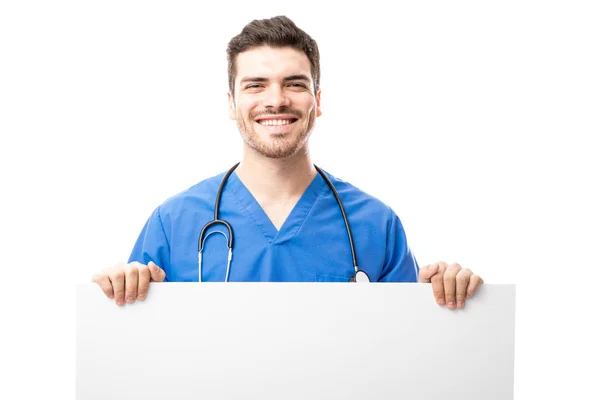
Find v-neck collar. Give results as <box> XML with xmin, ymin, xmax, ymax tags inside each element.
<box><xmin>225</xmin><ymin>170</ymin><xmax>327</xmax><ymax>245</ymax></box>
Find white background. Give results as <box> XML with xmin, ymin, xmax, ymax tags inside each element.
<box><xmin>1</xmin><ymin>0</ymin><xmax>598</xmax><ymax>398</ymax></box>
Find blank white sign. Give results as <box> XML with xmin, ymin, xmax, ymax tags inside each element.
<box><xmin>77</xmin><ymin>283</ymin><xmax>516</xmax><ymax>399</ymax></box>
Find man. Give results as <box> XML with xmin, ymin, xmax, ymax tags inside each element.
<box><xmin>93</xmin><ymin>15</ymin><xmax>483</xmax><ymax>309</ymax></box>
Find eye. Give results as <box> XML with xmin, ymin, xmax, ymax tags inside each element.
<box><xmin>288</xmin><ymin>82</ymin><xmax>307</xmax><ymax>88</ymax></box>
<box><xmin>245</xmin><ymin>84</ymin><xmax>263</xmax><ymax>89</ymax></box>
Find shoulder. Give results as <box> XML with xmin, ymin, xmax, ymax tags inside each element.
<box><xmin>320</xmin><ymin>169</ymin><xmax>397</xmax><ymax>223</ymax></box>
<box><xmin>156</xmin><ymin>171</ymin><xmax>227</xmax><ymax>217</ymax></box>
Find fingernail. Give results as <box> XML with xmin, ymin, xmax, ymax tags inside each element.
<box><xmin>137</xmin><ymin>294</ymin><xmax>146</xmax><ymax>300</ymax></box>
<box><xmin>126</xmin><ymin>296</ymin><xmax>134</xmax><ymax>303</ymax></box>
<box><xmin>447</xmin><ymin>301</ymin><xmax>455</xmax><ymax>308</ymax></box>
<box><xmin>437</xmin><ymin>298</ymin><xmax>445</xmax><ymax>305</ymax></box>
<box><xmin>116</xmin><ymin>299</ymin><xmax>124</xmax><ymax>306</ymax></box>
<box><xmin>457</xmin><ymin>301</ymin><xmax>464</xmax><ymax>308</ymax></box>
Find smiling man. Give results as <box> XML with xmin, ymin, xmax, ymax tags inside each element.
<box><xmin>92</xmin><ymin>15</ymin><xmax>483</xmax><ymax>308</ymax></box>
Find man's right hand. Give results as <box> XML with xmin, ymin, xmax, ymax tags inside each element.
<box><xmin>92</xmin><ymin>261</ymin><xmax>166</xmax><ymax>306</ymax></box>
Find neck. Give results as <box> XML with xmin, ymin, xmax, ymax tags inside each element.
<box><xmin>235</xmin><ymin>148</ymin><xmax>317</xmax><ymax>202</ymax></box>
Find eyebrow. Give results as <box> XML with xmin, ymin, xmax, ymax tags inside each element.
<box><xmin>240</xmin><ymin>74</ymin><xmax>311</xmax><ymax>84</ymax></box>
<box><xmin>283</xmin><ymin>74</ymin><xmax>311</xmax><ymax>82</ymax></box>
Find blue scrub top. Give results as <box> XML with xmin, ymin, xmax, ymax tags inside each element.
<box><xmin>129</xmin><ymin>169</ymin><xmax>419</xmax><ymax>282</ymax></box>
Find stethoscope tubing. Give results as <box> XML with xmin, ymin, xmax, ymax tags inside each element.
<box><xmin>197</xmin><ymin>163</ymin><xmax>369</xmax><ymax>283</ymax></box>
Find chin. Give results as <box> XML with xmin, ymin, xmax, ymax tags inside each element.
<box><xmin>252</xmin><ymin>140</ymin><xmax>302</xmax><ymax>159</ymax></box>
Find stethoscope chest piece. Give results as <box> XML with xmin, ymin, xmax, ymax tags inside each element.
<box><xmin>350</xmin><ymin>270</ymin><xmax>371</xmax><ymax>283</ymax></box>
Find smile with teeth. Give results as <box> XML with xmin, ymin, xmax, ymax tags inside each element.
<box><xmin>257</xmin><ymin>119</ymin><xmax>297</xmax><ymax>126</ymax></box>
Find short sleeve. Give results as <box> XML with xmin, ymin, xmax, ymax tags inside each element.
<box><xmin>378</xmin><ymin>207</ymin><xmax>419</xmax><ymax>282</ymax></box>
<box><xmin>128</xmin><ymin>207</ymin><xmax>171</xmax><ymax>281</ymax></box>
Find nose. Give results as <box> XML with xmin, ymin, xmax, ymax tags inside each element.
<box><xmin>263</xmin><ymin>85</ymin><xmax>290</xmax><ymax>110</ymax></box>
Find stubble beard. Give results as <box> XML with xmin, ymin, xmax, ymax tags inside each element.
<box><xmin>236</xmin><ymin>108</ymin><xmax>316</xmax><ymax>159</ymax></box>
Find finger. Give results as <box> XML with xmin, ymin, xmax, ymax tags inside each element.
<box><xmin>466</xmin><ymin>274</ymin><xmax>484</xmax><ymax>299</ymax></box>
<box><xmin>92</xmin><ymin>273</ymin><xmax>114</xmax><ymax>299</ymax></box>
<box><xmin>137</xmin><ymin>263</ymin><xmax>151</xmax><ymax>301</ymax></box>
<box><xmin>430</xmin><ymin>262</ymin><xmax>447</xmax><ymax>305</ymax></box>
<box><xmin>443</xmin><ymin>263</ymin><xmax>462</xmax><ymax>309</ymax></box>
<box><xmin>108</xmin><ymin>268</ymin><xmax>126</xmax><ymax>306</ymax></box>
<box><xmin>124</xmin><ymin>264</ymin><xmax>139</xmax><ymax>303</ymax></box>
<box><xmin>149</xmin><ymin>261</ymin><xmax>166</xmax><ymax>282</ymax></box>
<box><xmin>418</xmin><ymin>264</ymin><xmax>439</xmax><ymax>283</ymax></box>
<box><xmin>455</xmin><ymin>268</ymin><xmax>473</xmax><ymax>308</ymax></box>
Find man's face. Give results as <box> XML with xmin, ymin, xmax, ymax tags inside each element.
<box><xmin>228</xmin><ymin>46</ymin><xmax>322</xmax><ymax>159</ymax></box>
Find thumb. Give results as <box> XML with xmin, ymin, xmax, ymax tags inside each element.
<box><xmin>418</xmin><ymin>264</ymin><xmax>439</xmax><ymax>283</ymax></box>
<box><xmin>148</xmin><ymin>261</ymin><xmax>166</xmax><ymax>282</ymax></box>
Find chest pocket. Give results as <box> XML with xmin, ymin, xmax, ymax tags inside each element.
<box><xmin>315</xmin><ymin>273</ymin><xmax>350</xmax><ymax>282</ymax></box>
<box><xmin>299</xmin><ymin>234</ymin><xmax>355</xmax><ymax>282</ymax></box>
<box><xmin>312</xmin><ymin>249</ymin><xmax>355</xmax><ymax>282</ymax></box>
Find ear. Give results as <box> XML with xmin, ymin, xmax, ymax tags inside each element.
<box><xmin>316</xmin><ymin>90</ymin><xmax>322</xmax><ymax>117</ymax></box>
<box><xmin>227</xmin><ymin>92</ymin><xmax>236</xmax><ymax>120</ymax></box>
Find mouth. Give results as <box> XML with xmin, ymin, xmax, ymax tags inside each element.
<box><xmin>254</xmin><ymin>115</ymin><xmax>299</xmax><ymax>130</ymax></box>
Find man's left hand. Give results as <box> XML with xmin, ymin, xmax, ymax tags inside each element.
<box><xmin>418</xmin><ymin>262</ymin><xmax>484</xmax><ymax>309</ymax></box>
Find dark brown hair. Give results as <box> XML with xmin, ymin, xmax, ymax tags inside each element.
<box><xmin>226</xmin><ymin>16</ymin><xmax>320</xmax><ymax>96</ymax></box>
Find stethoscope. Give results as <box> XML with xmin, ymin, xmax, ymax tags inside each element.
<box><xmin>198</xmin><ymin>163</ymin><xmax>371</xmax><ymax>283</ymax></box>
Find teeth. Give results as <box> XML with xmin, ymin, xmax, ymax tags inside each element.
<box><xmin>258</xmin><ymin>119</ymin><xmax>294</xmax><ymax>126</ymax></box>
